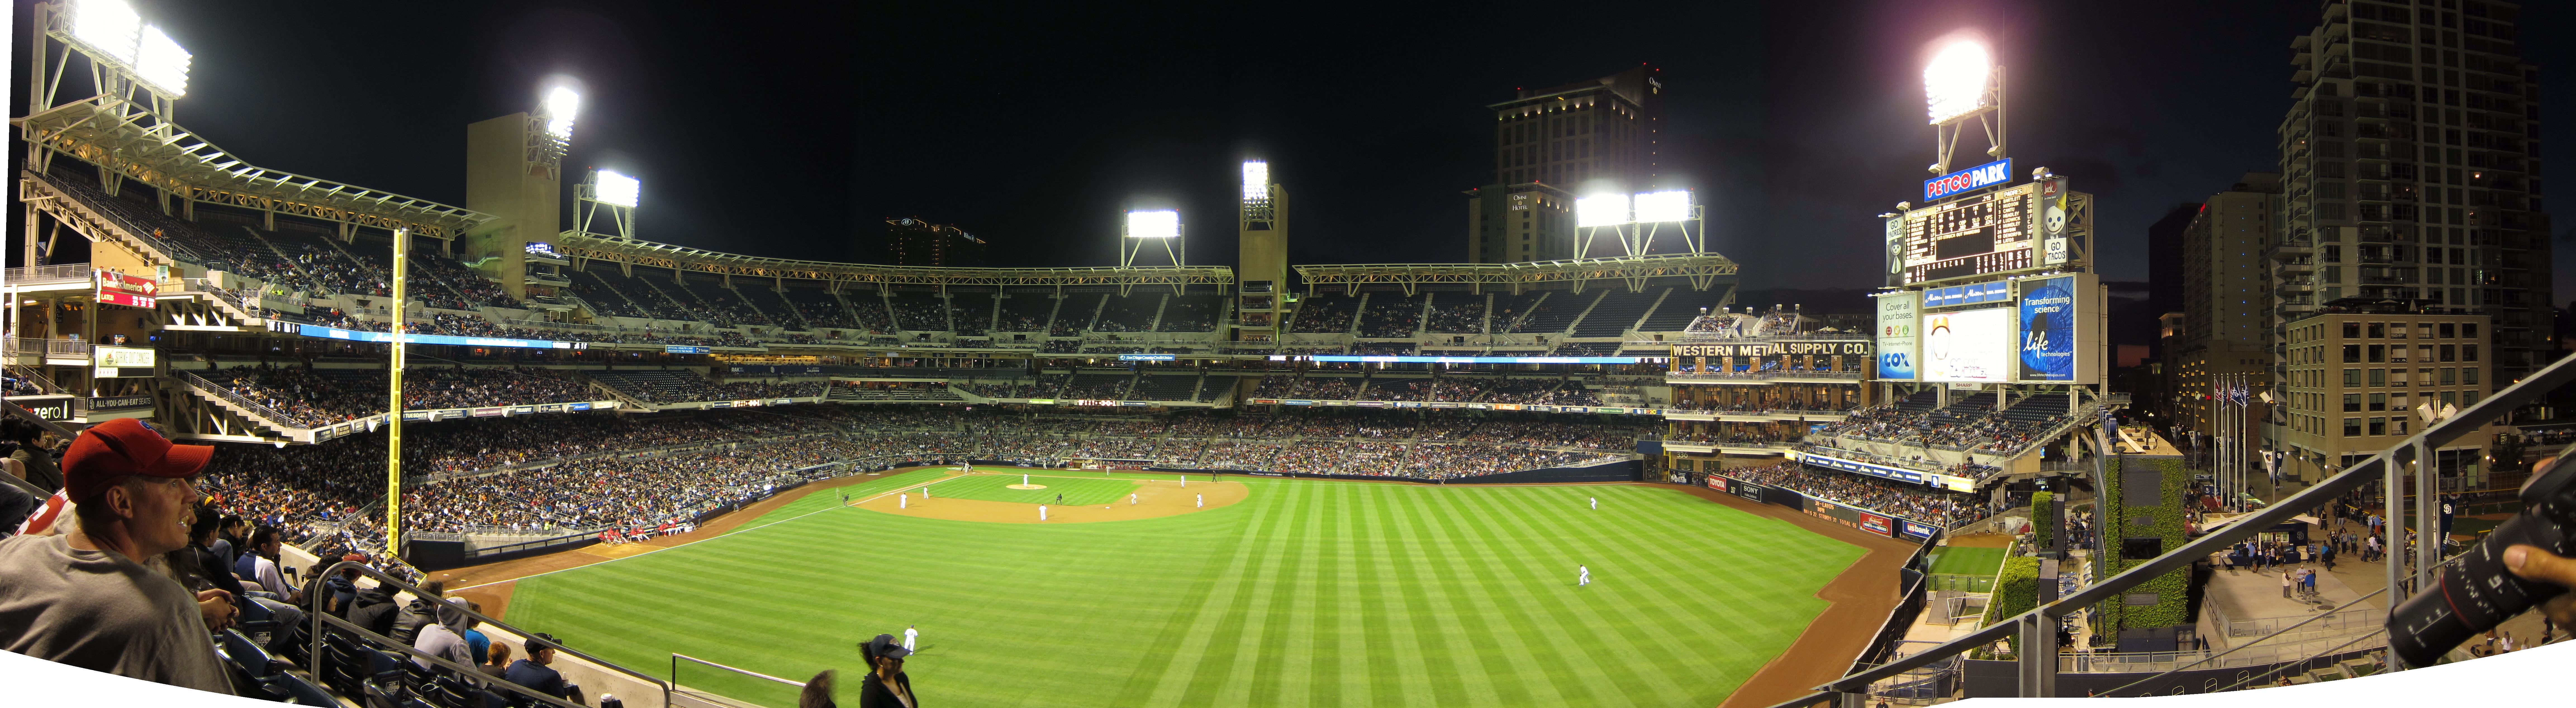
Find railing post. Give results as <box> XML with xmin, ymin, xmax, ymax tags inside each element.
<box><xmin>2385</xmin><ymin>441</ymin><xmax>2406</xmax><ymax>672</ymax></box>
<box><xmin>2413</xmin><ymin>435</ymin><xmax>2435</xmax><ymax>600</ymax></box>
<box><xmin>2018</xmin><ymin>611</ymin><xmax>2057</xmax><ymax>696</ymax></box>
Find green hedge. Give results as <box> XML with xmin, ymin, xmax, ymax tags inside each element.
<box><xmin>2032</xmin><ymin>491</ymin><xmax>2055</xmax><ymax>549</ymax></box>
<box><xmin>2092</xmin><ymin>456</ymin><xmax>2194</xmax><ymax>642</ymax></box>
<box><xmin>1983</xmin><ymin>556</ymin><xmax>2043</xmax><ymax>655</ymax></box>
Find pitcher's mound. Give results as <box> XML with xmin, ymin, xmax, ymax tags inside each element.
<box><xmin>1006</xmin><ymin>484</ymin><xmax>1047</xmax><ymax>490</ymax></box>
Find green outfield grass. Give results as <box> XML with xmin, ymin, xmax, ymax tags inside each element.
<box><xmin>1927</xmin><ymin>545</ymin><xmax>2008</xmax><ymax>578</ymax></box>
<box><xmin>504</xmin><ymin>471</ymin><xmax>1866</xmax><ymax>707</ymax></box>
<box><xmin>921</xmin><ymin>470</ymin><xmax>1139</xmax><ymax>506</ymax></box>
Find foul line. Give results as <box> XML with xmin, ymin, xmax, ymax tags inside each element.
<box><xmin>448</xmin><ymin>470</ymin><xmax>965</xmax><ymax>592</ymax></box>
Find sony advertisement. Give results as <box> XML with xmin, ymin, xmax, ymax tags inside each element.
<box><xmin>1919</xmin><ymin>306</ymin><xmax>2012</xmax><ymax>382</ymax></box>
<box><xmin>1874</xmin><ymin>291</ymin><xmax>1917</xmax><ymax>380</ymax></box>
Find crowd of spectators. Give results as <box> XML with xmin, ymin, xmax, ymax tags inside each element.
<box><xmin>1722</xmin><ymin>463</ymin><xmax>1997</xmax><ymax>529</ymax></box>
<box><xmin>199</xmin><ymin>363</ymin><xmax>609</xmax><ymax>427</ymax></box>
<box><xmin>1425</xmin><ymin>300</ymin><xmax>1486</xmax><ymax>333</ymax></box>
<box><xmin>1812</xmin><ymin>404</ymin><xmax>2064</xmax><ymax>454</ymax></box>
<box><xmin>404</xmin><ymin>437</ymin><xmax>852</xmax><ymax>534</ymax></box>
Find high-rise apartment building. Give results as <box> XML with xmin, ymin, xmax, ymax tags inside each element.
<box><xmin>2176</xmin><ymin>174</ymin><xmax>2282</xmax><ymax>438</ymax></box>
<box><xmin>883</xmin><ymin>218</ymin><xmax>987</xmax><ymax>268</ymax></box>
<box><xmin>1467</xmin><ymin>66</ymin><xmax>1662</xmax><ymax>263</ymax></box>
<box><xmin>2268</xmin><ymin>1</ymin><xmax>2550</xmax><ymax>397</ymax></box>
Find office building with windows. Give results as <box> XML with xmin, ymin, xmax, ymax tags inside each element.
<box><xmin>1467</xmin><ymin>66</ymin><xmax>1662</xmax><ymax>263</ymax></box>
<box><xmin>2276</xmin><ymin>300</ymin><xmax>2495</xmax><ymax>487</ymax></box>
<box><xmin>2177</xmin><ymin>174</ymin><xmax>2282</xmax><ymax>439</ymax></box>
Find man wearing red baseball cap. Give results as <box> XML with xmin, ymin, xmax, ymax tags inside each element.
<box><xmin>0</xmin><ymin>418</ymin><xmax>233</xmax><ymax>694</ymax></box>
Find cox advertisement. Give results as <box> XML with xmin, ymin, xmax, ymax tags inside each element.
<box><xmin>1874</xmin><ymin>291</ymin><xmax>1917</xmax><ymax>380</ymax></box>
<box><xmin>2017</xmin><ymin>276</ymin><xmax>2078</xmax><ymax>382</ymax></box>
<box><xmin>1919</xmin><ymin>307</ymin><xmax>2011</xmax><ymax>382</ymax></box>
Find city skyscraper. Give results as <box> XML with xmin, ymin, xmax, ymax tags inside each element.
<box><xmin>2266</xmin><ymin>0</ymin><xmax>2549</xmax><ymax>390</ymax></box>
<box><xmin>2177</xmin><ymin>174</ymin><xmax>2282</xmax><ymax>439</ymax></box>
<box><xmin>883</xmin><ymin>218</ymin><xmax>987</xmax><ymax>268</ymax></box>
<box><xmin>1467</xmin><ymin>66</ymin><xmax>1662</xmax><ymax>263</ymax></box>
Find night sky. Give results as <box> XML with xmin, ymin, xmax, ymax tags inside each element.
<box><xmin>16</xmin><ymin>1</ymin><xmax>2572</xmax><ymax>302</ymax></box>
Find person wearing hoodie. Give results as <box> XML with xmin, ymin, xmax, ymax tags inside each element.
<box><xmin>411</xmin><ymin>597</ymin><xmax>477</xmax><ymax>671</ymax></box>
<box><xmin>388</xmin><ymin>580</ymin><xmax>448</xmax><ymax>644</ymax></box>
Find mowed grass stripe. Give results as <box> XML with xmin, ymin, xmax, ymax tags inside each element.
<box><xmin>506</xmin><ymin>478</ymin><xmax>1862</xmax><ymax>707</ymax></box>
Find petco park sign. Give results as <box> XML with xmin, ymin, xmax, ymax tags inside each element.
<box><xmin>1923</xmin><ymin>158</ymin><xmax>2012</xmax><ymax>201</ymax></box>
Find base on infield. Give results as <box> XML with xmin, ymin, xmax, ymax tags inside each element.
<box><xmin>1005</xmin><ymin>483</ymin><xmax>1047</xmax><ymax>490</ymax></box>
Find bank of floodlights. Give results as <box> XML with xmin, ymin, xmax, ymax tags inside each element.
<box><xmin>1921</xmin><ymin>34</ymin><xmax>2006</xmax><ymax>176</ymax></box>
<box><xmin>1242</xmin><ymin>161</ymin><xmax>1270</xmax><ymax>204</ymax></box>
<box><xmin>595</xmin><ymin>170</ymin><xmax>640</xmax><ymax>208</ymax></box>
<box><xmin>1120</xmin><ymin>209</ymin><xmax>1185</xmax><ymax>275</ymax></box>
<box><xmin>578</xmin><ymin>168</ymin><xmax>639</xmax><ymax>240</ymax></box>
<box><xmin>1573</xmin><ymin>190</ymin><xmax>1702</xmax><ymax>259</ymax></box>
<box><xmin>543</xmin><ymin>86</ymin><xmax>581</xmax><ymax>141</ymax></box>
<box><xmin>68</xmin><ymin>0</ymin><xmax>191</xmax><ymax>97</ymax></box>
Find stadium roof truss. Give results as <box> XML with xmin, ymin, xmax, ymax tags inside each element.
<box><xmin>557</xmin><ymin>231</ymin><xmax>1235</xmax><ymax>295</ymax></box>
<box><xmin>1294</xmin><ymin>253</ymin><xmax>1738</xmax><ymax>296</ymax></box>
<box><xmin>19</xmin><ymin>6</ymin><xmax>488</xmax><ymax>242</ymax></box>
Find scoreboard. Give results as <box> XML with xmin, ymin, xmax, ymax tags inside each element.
<box><xmin>1902</xmin><ymin>182</ymin><xmax>2034</xmax><ymax>285</ymax></box>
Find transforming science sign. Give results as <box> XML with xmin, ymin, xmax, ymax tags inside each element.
<box><xmin>2013</xmin><ymin>271</ymin><xmax>2102</xmax><ymax>385</ymax></box>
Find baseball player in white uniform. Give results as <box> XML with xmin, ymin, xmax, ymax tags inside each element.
<box><xmin>1590</xmin><ymin>497</ymin><xmax>1597</xmax><ymax>510</ymax></box>
<box><xmin>903</xmin><ymin>625</ymin><xmax>919</xmax><ymax>651</ymax></box>
<box><xmin>1578</xmin><ymin>565</ymin><xmax>1590</xmax><ymax>586</ymax></box>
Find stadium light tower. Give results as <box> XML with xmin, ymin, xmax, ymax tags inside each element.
<box><xmin>1120</xmin><ymin>209</ymin><xmax>1184</xmax><ymax>275</ymax></box>
<box><xmin>577</xmin><ymin>168</ymin><xmax>640</xmax><ymax>240</ymax></box>
<box><xmin>1572</xmin><ymin>190</ymin><xmax>1704</xmax><ymax>260</ymax></box>
<box><xmin>1237</xmin><ymin>160</ymin><xmax>1290</xmax><ymax>339</ymax></box>
<box><xmin>529</xmin><ymin>85</ymin><xmax>581</xmax><ymax>173</ymax></box>
<box><xmin>43</xmin><ymin>0</ymin><xmax>195</xmax><ymax>118</ymax></box>
<box><xmin>1923</xmin><ymin>35</ymin><xmax>2005</xmax><ymax>177</ymax></box>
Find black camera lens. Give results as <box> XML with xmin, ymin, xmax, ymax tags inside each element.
<box><xmin>2387</xmin><ymin>512</ymin><xmax>2570</xmax><ymax>667</ymax></box>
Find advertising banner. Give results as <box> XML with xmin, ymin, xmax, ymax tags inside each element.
<box><xmin>1859</xmin><ymin>512</ymin><xmax>1895</xmax><ymax>538</ymax></box>
<box><xmin>1919</xmin><ymin>307</ymin><xmax>2011</xmax><ymax>382</ymax></box>
<box><xmin>1922</xmin><ymin>158</ymin><xmax>2013</xmax><ymax>202</ymax></box>
<box><xmin>95</xmin><ymin>270</ymin><xmax>159</xmax><ymax>309</ymax></box>
<box><xmin>1795</xmin><ymin>451</ymin><xmax>1924</xmax><ymax>484</ymax></box>
<box><xmin>2038</xmin><ymin>177</ymin><xmax>2071</xmax><ymax>265</ymax></box>
<box><xmin>2017</xmin><ymin>275</ymin><xmax>2078</xmax><ymax>382</ymax></box>
<box><xmin>1900</xmin><ymin>520</ymin><xmax>1939</xmax><ymax>540</ymax></box>
<box><xmin>1874</xmin><ymin>291</ymin><xmax>1917</xmax><ymax>380</ymax></box>
<box><xmin>665</xmin><ymin>345</ymin><xmax>711</xmax><ymax>354</ymax></box>
<box><xmin>1884</xmin><ymin>213</ymin><xmax>1909</xmax><ymax>287</ymax></box>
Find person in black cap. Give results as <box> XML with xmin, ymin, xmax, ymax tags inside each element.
<box><xmin>506</xmin><ymin>632</ymin><xmax>584</xmax><ymax>706</ymax></box>
<box><xmin>856</xmin><ymin>633</ymin><xmax>917</xmax><ymax>708</ymax></box>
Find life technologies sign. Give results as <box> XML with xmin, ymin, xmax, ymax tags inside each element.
<box><xmin>2017</xmin><ymin>276</ymin><xmax>2077</xmax><ymax>382</ymax></box>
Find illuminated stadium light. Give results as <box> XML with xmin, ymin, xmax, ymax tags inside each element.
<box><xmin>543</xmin><ymin>86</ymin><xmax>581</xmax><ymax>139</ymax></box>
<box><xmin>1127</xmin><ymin>210</ymin><xmax>1181</xmax><ymax>239</ymax></box>
<box><xmin>1923</xmin><ymin>39</ymin><xmax>1993</xmax><ymax>124</ymax></box>
<box><xmin>1242</xmin><ymin>161</ymin><xmax>1269</xmax><ymax>202</ymax></box>
<box><xmin>1632</xmin><ymin>190</ymin><xmax>1692</xmax><ymax>223</ymax></box>
<box><xmin>596</xmin><ymin>170</ymin><xmax>640</xmax><ymax>208</ymax></box>
<box><xmin>71</xmin><ymin>0</ymin><xmax>141</xmax><ymax>65</ymax></box>
<box><xmin>135</xmin><ymin>25</ymin><xmax>191</xmax><ymax>96</ymax></box>
<box><xmin>1575</xmin><ymin>194</ymin><xmax>1630</xmax><ymax>228</ymax></box>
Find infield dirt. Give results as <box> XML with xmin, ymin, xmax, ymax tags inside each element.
<box><xmin>852</xmin><ymin>472</ymin><xmax>1247</xmax><ymax>523</ymax></box>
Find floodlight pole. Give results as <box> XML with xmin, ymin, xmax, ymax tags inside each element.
<box><xmin>386</xmin><ymin>227</ymin><xmax>409</xmax><ymax>557</ymax></box>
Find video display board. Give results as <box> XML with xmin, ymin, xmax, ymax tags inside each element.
<box><xmin>1900</xmin><ymin>182</ymin><xmax>2036</xmax><ymax>285</ymax></box>
<box><xmin>2012</xmin><ymin>271</ymin><xmax>2102</xmax><ymax>385</ymax></box>
<box><xmin>1919</xmin><ymin>306</ymin><xmax>2012</xmax><ymax>382</ymax></box>
<box><xmin>1874</xmin><ymin>291</ymin><xmax>1917</xmax><ymax>380</ymax></box>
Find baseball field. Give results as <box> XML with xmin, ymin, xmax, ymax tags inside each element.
<box><xmin>498</xmin><ymin>467</ymin><xmax>1871</xmax><ymax>707</ymax></box>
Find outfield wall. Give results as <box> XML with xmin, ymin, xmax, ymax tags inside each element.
<box><xmin>1703</xmin><ymin>471</ymin><xmax>1942</xmax><ymax>541</ymax></box>
<box><xmin>1159</xmin><ymin>459</ymin><xmax>1640</xmax><ymax>485</ymax></box>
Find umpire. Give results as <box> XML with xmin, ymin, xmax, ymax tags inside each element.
<box><xmin>856</xmin><ymin>633</ymin><xmax>918</xmax><ymax>707</ymax></box>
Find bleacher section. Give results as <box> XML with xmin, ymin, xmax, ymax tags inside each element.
<box><xmin>1158</xmin><ymin>294</ymin><xmax>1224</xmax><ymax>332</ymax></box>
<box><xmin>782</xmin><ymin>285</ymin><xmax>864</xmax><ymax>330</ymax></box>
<box><xmin>566</xmin><ymin>268</ymin><xmax>654</xmax><ymax>319</ymax></box>
<box><xmin>1056</xmin><ymin>294</ymin><xmax>1107</xmax><ymax>334</ymax></box>
<box><xmin>629</xmin><ymin>275</ymin><xmax>712</xmax><ymax>322</ymax></box>
<box><xmin>1095</xmin><ymin>294</ymin><xmax>1160</xmax><ymax>333</ymax></box>
<box><xmin>670</xmin><ymin>276</ymin><xmax>768</xmax><ymax>327</ymax></box>
<box><xmin>996</xmin><ymin>292</ymin><xmax>1058</xmax><ymax>332</ymax></box>
<box><xmin>1571</xmin><ymin>288</ymin><xmax>1664</xmax><ymax>337</ymax></box>
<box><xmin>1636</xmin><ymin>288</ymin><xmax>1712</xmax><ymax>331</ymax></box>
<box><xmin>1513</xmin><ymin>291</ymin><xmax>1593</xmax><ymax>333</ymax></box>
<box><xmin>733</xmin><ymin>284</ymin><xmax>803</xmax><ymax>329</ymax></box>
<box><xmin>1290</xmin><ymin>294</ymin><xmax>1362</xmax><ymax>333</ymax></box>
<box><xmin>1425</xmin><ymin>293</ymin><xmax>1488</xmax><ymax>333</ymax></box>
<box><xmin>887</xmin><ymin>291</ymin><xmax>948</xmax><ymax>331</ymax></box>
<box><xmin>1893</xmin><ymin>390</ymin><xmax>1940</xmax><ymax>413</ymax></box>
<box><xmin>1061</xmin><ymin>370</ymin><xmax>1135</xmax><ymax>399</ymax></box>
<box><xmin>1357</xmin><ymin>292</ymin><xmax>1426</xmax><ymax>337</ymax></box>
<box><xmin>590</xmin><ymin>370</ymin><xmax>724</xmax><ymax>403</ymax></box>
<box><xmin>1130</xmin><ymin>373</ymin><xmax>1200</xmax><ymax>401</ymax></box>
<box><xmin>1491</xmin><ymin>292</ymin><xmax>1549</xmax><ymax>333</ymax></box>
<box><xmin>942</xmin><ymin>292</ymin><xmax>990</xmax><ymax>336</ymax></box>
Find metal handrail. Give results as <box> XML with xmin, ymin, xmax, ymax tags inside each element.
<box><xmin>3</xmin><ymin>263</ymin><xmax>95</xmax><ymax>283</ymax></box>
<box><xmin>309</xmin><ymin>561</ymin><xmax>665</xmax><ymax>708</ymax></box>
<box><xmin>1769</xmin><ymin>349</ymin><xmax>2576</xmax><ymax>705</ymax></box>
<box><xmin>670</xmin><ymin>652</ymin><xmax>807</xmax><ymax>707</ymax></box>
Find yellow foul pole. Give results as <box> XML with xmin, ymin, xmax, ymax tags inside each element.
<box><xmin>386</xmin><ymin>227</ymin><xmax>408</xmax><ymax>556</ymax></box>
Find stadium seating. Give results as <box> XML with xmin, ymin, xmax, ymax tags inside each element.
<box><xmin>1424</xmin><ymin>292</ymin><xmax>1489</xmax><ymax>333</ymax></box>
<box><xmin>1289</xmin><ymin>294</ymin><xmax>1361</xmax><ymax>333</ymax></box>
<box><xmin>1570</xmin><ymin>288</ymin><xmax>1664</xmax><ymax>337</ymax></box>
<box><xmin>1511</xmin><ymin>291</ymin><xmax>1594</xmax><ymax>333</ymax></box>
<box><xmin>566</xmin><ymin>268</ymin><xmax>655</xmax><ymax>319</ymax></box>
<box><xmin>995</xmin><ymin>291</ymin><xmax>1060</xmax><ymax>333</ymax></box>
<box><xmin>1094</xmin><ymin>294</ymin><xmax>1161</xmax><ymax>333</ymax></box>
<box><xmin>885</xmin><ymin>291</ymin><xmax>948</xmax><ymax>331</ymax></box>
<box><xmin>1356</xmin><ymin>291</ymin><xmax>1427</xmax><ymax>337</ymax></box>
<box><xmin>731</xmin><ymin>284</ymin><xmax>803</xmax><ymax>328</ymax></box>
<box><xmin>948</xmin><ymin>292</ymin><xmax>997</xmax><ymax>336</ymax></box>
<box><xmin>1157</xmin><ymin>294</ymin><xmax>1225</xmax><ymax>332</ymax></box>
<box><xmin>1130</xmin><ymin>373</ymin><xmax>1201</xmax><ymax>401</ymax></box>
